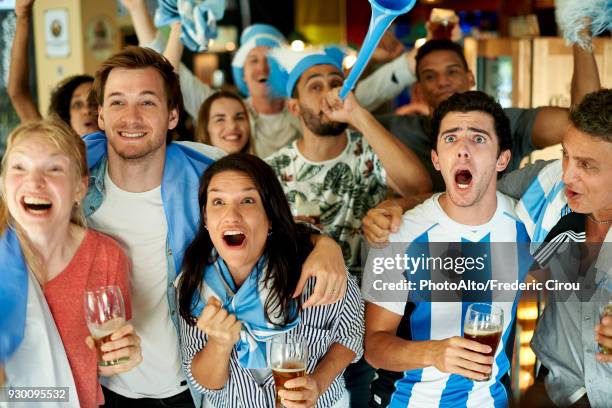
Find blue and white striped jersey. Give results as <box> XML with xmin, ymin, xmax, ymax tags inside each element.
<box><xmin>365</xmin><ymin>192</ymin><xmax>531</xmax><ymax>408</ymax></box>
<box><xmin>515</xmin><ymin>160</ymin><xmax>570</xmax><ymax>243</ymax></box>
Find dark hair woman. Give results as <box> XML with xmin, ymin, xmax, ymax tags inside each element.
<box><xmin>177</xmin><ymin>154</ymin><xmax>363</xmax><ymax>408</ymax></box>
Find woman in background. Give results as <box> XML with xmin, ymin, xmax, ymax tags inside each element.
<box><xmin>195</xmin><ymin>91</ymin><xmax>253</xmax><ymax>154</ymax></box>
<box><xmin>8</xmin><ymin>0</ymin><xmax>99</xmax><ymax>136</ymax></box>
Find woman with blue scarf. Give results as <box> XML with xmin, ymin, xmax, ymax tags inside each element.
<box><xmin>177</xmin><ymin>154</ymin><xmax>364</xmax><ymax>408</ymax></box>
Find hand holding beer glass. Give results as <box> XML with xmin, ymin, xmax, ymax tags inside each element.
<box><xmin>84</xmin><ymin>285</ymin><xmax>130</xmax><ymax>367</ymax></box>
<box><xmin>463</xmin><ymin>303</ymin><xmax>503</xmax><ymax>381</ymax></box>
<box><xmin>271</xmin><ymin>335</ymin><xmax>309</xmax><ymax>408</ymax></box>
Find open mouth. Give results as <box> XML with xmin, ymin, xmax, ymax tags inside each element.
<box><xmin>257</xmin><ymin>76</ymin><xmax>268</xmax><ymax>84</ymax></box>
<box><xmin>454</xmin><ymin>169</ymin><xmax>473</xmax><ymax>190</ymax></box>
<box><xmin>21</xmin><ymin>196</ymin><xmax>52</xmax><ymax>214</ymax></box>
<box><xmin>565</xmin><ymin>188</ymin><xmax>580</xmax><ymax>200</ymax></box>
<box><xmin>223</xmin><ymin>230</ymin><xmax>246</xmax><ymax>247</ymax></box>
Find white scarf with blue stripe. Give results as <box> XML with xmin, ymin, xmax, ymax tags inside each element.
<box><xmin>190</xmin><ymin>254</ymin><xmax>300</xmax><ymax>369</ymax></box>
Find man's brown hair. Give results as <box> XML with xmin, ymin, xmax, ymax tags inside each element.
<box><xmin>569</xmin><ymin>89</ymin><xmax>611</xmax><ymax>142</ymax></box>
<box><xmin>91</xmin><ymin>46</ymin><xmax>184</xmax><ymax>143</ymax></box>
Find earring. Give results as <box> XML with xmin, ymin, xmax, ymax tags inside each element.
<box><xmin>74</xmin><ymin>201</ymin><xmax>80</xmax><ymax>208</ymax></box>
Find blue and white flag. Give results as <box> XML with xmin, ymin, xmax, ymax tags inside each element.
<box><xmin>155</xmin><ymin>0</ymin><xmax>226</xmax><ymax>52</ymax></box>
<box><xmin>0</xmin><ymin>228</ymin><xmax>28</xmax><ymax>364</ymax></box>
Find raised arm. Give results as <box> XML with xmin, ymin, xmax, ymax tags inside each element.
<box><xmin>324</xmin><ymin>89</ymin><xmax>432</xmax><ymax>196</ymax></box>
<box><xmin>164</xmin><ymin>22</ymin><xmax>184</xmax><ymax>71</ymax></box>
<box><xmin>531</xmin><ymin>27</ymin><xmax>601</xmax><ymax>149</ymax></box>
<box><xmin>8</xmin><ymin>0</ymin><xmax>41</xmax><ymax>122</ymax></box>
<box><xmin>571</xmin><ymin>26</ymin><xmax>601</xmax><ymax>105</ymax></box>
<box><xmin>354</xmin><ymin>48</ymin><xmax>417</xmax><ymax>112</ymax></box>
<box><xmin>120</xmin><ymin>0</ymin><xmax>157</xmax><ymax>45</ymax></box>
<box><xmin>530</xmin><ymin>107</ymin><xmax>569</xmax><ymax>149</ymax></box>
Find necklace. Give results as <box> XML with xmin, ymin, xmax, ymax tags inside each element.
<box><xmin>587</xmin><ymin>214</ymin><xmax>612</xmax><ymax>224</ymax></box>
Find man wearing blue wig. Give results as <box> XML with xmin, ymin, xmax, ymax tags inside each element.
<box><xmin>264</xmin><ymin>45</ymin><xmax>432</xmax><ymax>408</ymax></box>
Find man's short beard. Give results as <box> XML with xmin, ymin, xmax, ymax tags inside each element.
<box><xmin>300</xmin><ymin>104</ymin><xmax>348</xmax><ymax>137</ymax></box>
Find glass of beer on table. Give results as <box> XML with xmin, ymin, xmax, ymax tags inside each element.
<box><xmin>463</xmin><ymin>303</ymin><xmax>503</xmax><ymax>381</ymax></box>
<box><xmin>270</xmin><ymin>334</ymin><xmax>308</xmax><ymax>407</ymax></box>
<box><xmin>84</xmin><ymin>285</ymin><xmax>127</xmax><ymax>366</ymax></box>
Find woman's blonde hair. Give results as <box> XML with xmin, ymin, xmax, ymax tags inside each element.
<box><xmin>195</xmin><ymin>91</ymin><xmax>254</xmax><ymax>154</ymax></box>
<box><xmin>0</xmin><ymin>118</ymin><xmax>89</xmax><ymax>274</ymax></box>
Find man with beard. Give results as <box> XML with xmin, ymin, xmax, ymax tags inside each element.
<box><xmin>265</xmin><ymin>47</ymin><xmax>431</xmax><ymax>408</ymax></box>
<box><xmin>265</xmin><ymin>47</ymin><xmax>431</xmax><ymax>282</ymax></box>
<box><xmin>362</xmin><ymin>91</ymin><xmax>530</xmax><ymax>408</ymax></box>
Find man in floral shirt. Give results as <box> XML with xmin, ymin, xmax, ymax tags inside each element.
<box><xmin>265</xmin><ymin>46</ymin><xmax>431</xmax><ymax>408</ymax></box>
<box><xmin>266</xmin><ymin>47</ymin><xmax>431</xmax><ymax>282</ymax></box>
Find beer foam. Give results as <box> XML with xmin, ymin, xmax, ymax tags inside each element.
<box><xmin>272</xmin><ymin>364</ymin><xmax>305</xmax><ymax>373</ymax></box>
<box><xmin>464</xmin><ymin>326</ymin><xmax>502</xmax><ymax>336</ymax></box>
<box><xmin>88</xmin><ymin>317</ymin><xmax>126</xmax><ymax>339</ymax></box>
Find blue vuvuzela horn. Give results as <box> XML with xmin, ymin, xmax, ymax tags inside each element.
<box><xmin>339</xmin><ymin>0</ymin><xmax>416</xmax><ymax>100</ymax></box>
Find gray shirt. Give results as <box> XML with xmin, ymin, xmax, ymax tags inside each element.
<box><xmin>529</xmin><ymin>212</ymin><xmax>612</xmax><ymax>407</ymax></box>
<box><xmin>378</xmin><ymin>108</ymin><xmax>541</xmax><ymax>191</ymax></box>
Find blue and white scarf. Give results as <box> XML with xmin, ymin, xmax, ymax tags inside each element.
<box><xmin>155</xmin><ymin>0</ymin><xmax>226</xmax><ymax>52</ymax></box>
<box><xmin>0</xmin><ymin>228</ymin><xmax>28</xmax><ymax>363</ymax></box>
<box><xmin>190</xmin><ymin>254</ymin><xmax>300</xmax><ymax>369</ymax></box>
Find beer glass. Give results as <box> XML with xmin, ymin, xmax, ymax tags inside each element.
<box><xmin>463</xmin><ymin>303</ymin><xmax>503</xmax><ymax>381</ymax></box>
<box><xmin>270</xmin><ymin>335</ymin><xmax>308</xmax><ymax>408</ymax></box>
<box><xmin>84</xmin><ymin>285</ymin><xmax>127</xmax><ymax>366</ymax></box>
<box><xmin>429</xmin><ymin>8</ymin><xmax>459</xmax><ymax>40</ymax></box>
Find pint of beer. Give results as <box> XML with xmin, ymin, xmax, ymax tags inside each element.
<box><xmin>429</xmin><ymin>8</ymin><xmax>459</xmax><ymax>40</ymax></box>
<box><xmin>270</xmin><ymin>335</ymin><xmax>308</xmax><ymax>407</ymax></box>
<box><xmin>463</xmin><ymin>303</ymin><xmax>504</xmax><ymax>381</ymax></box>
<box><xmin>84</xmin><ymin>285</ymin><xmax>127</xmax><ymax>366</ymax></box>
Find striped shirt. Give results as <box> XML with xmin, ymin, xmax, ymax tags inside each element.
<box><xmin>515</xmin><ymin>160</ymin><xmax>571</xmax><ymax>244</ymax></box>
<box><xmin>364</xmin><ymin>192</ymin><xmax>531</xmax><ymax>408</ymax></box>
<box><xmin>179</xmin><ymin>274</ymin><xmax>364</xmax><ymax>408</ymax></box>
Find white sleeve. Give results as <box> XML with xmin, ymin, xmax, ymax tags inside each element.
<box><xmin>177</xmin><ymin>64</ymin><xmax>215</xmax><ymax>121</ymax></box>
<box><xmin>354</xmin><ymin>52</ymin><xmax>416</xmax><ymax>112</ymax></box>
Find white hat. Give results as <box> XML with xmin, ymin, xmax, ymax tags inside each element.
<box><xmin>267</xmin><ymin>46</ymin><xmax>345</xmax><ymax>98</ymax></box>
<box><xmin>231</xmin><ymin>24</ymin><xmax>287</xmax><ymax>96</ymax></box>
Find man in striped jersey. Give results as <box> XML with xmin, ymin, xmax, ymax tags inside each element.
<box><xmin>362</xmin><ymin>91</ymin><xmax>530</xmax><ymax>407</ymax></box>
